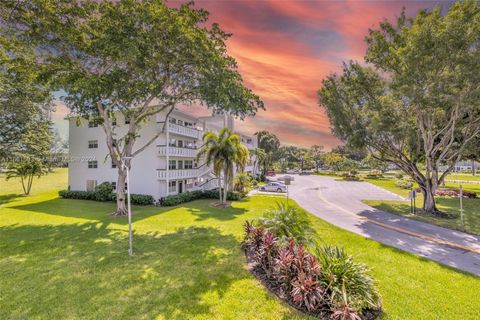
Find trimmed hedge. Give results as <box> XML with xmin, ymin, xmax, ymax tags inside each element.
<box><xmin>59</xmin><ymin>189</ymin><xmax>154</xmax><ymax>205</ymax></box>
<box><xmin>395</xmin><ymin>179</ymin><xmax>413</xmax><ymax>189</ymax></box>
<box><xmin>161</xmin><ymin>188</ymin><xmax>244</xmax><ymax>206</ymax></box>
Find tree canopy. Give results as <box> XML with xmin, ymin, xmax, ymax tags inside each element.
<box><xmin>319</xmin><ymin>1</ymin><xmax>480</xmax><ymax>213</ymax></box>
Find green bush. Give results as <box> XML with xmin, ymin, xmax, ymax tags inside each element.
<box><xmin>59</xmin><ymin>189</ymin><xmax>153</xmax><ymax>205</ymax></box>
<box><xmin>316</xmin><ymin>245</ymin><xmax>381</xmax><ymax>313</ymax></box>
<box><xmin>94</xmin><ymin>182</ymin><xmax>114</xmax><ymax>201</ymax></box>
<box><xmin>58</xmin><ymin>190</ymin><xmax>96</xmax><ymax>200</ymax></box>
<box><xmin>161</xmin><ymin>188</ymin><xmax>244</xmax><ymax>206</ymax></box>
<box><xmin>256</xmin><ymin>202</ymin><xmax>317</xmax><ymax>246</ymax></box>
<box><xmin>394</xmin><ymin>179</ymin><xmax>413</xmax><ymax>189</ymax></box>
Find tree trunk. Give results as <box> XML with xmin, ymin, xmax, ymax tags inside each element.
<box><xmin>113</xmin><ymin>168</ymin><xmax>128</xmax><ymax>216</ymax></box>
<box><xmin>472</xmin><ymin>160</ymin><xmax>476</xmax><ymax>176</ymax></box>
<box><xmin>422</xmin><ymin>187</ymin><xmax>437</xmax><ymax>214</ymax></box>
<box><xmin>218</xmin><ymin>177</ymin><xmax>223</xmax><ymax>203</ymax></box>
<box><xmin>223</xmin><ymin>168</ymin><xmax>228</xmax><ymax>204</ymax></box>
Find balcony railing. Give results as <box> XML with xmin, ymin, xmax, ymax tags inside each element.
<box><xmin>168</xmin><ymin>122</ymin><xmax>201</xmax><ymax>139</ymax></box>
<box><xmin>158</xmin><ymin>146</ymin><xmax>197</xmax><ymax>158</ymax></box>
<box><xmin>156</xmin><ymin>163</ymin><xmax>212</xmax><ymax>180</ymax></box>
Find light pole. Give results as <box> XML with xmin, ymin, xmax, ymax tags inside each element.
<box><xmin>122</xmin><ymin>156</ymin><xmax>133</xmax><ymax>257</ymax></box>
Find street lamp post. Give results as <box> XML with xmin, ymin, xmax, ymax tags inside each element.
<box><xmin>122</xmin><ymin>156</ymin><xmax>133</xmax><ymax>257</ymax></box>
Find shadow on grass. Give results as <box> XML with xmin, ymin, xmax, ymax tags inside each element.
<box><xmin>10</xmin><ymin>197</ymin><xmax>249</xmax><ymax>225</ymax></box>
<box><xmin>0</xmin><ymin>193</ymin><xmax>23</xmax><ymax>205</ymax></box>
<box><xmin>0</xmin><ymin>222</ymin><xmax>285</xmax><ymax>319</ymax></box>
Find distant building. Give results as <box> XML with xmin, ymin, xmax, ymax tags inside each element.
<box><xmin>67</xmin><ymin>108</ymin><xmax>257</xmax><ymax>201</ymax></box>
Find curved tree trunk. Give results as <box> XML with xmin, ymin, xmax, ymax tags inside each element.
<box><xmin>113</xmin><ymin>168</ymin><xmax>128</xmax><ymax>216</ymax></box>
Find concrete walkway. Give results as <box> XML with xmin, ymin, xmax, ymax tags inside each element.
<box><xmin>282</xmin><ymin>175</ymin><xmax>480</xmax><ymax>276</ymax></box>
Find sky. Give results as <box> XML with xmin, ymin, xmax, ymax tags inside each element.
<box><xmin>52</xmin><ymin>0</ymin><xmax>452</xmax><ymax>150</ymax></box>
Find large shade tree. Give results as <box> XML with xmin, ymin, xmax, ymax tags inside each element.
<box><xmin>319</xmin><ymin>1</ymin><xmax>480</xmax><ymax>214</ymax></box>
<box><xmin>197</xmin><ymin>127</ymin><xmax>249</xmax><ymax>205</ymax></box>
<box><xmin>254</xmin><ymin>130</ymin><xmax>280</xmax><ymax>175</ymax></box>
<box><xmin>2</xmin><ymin>0</ymin><xmax>263</xmax><ymax>215</ymax></box>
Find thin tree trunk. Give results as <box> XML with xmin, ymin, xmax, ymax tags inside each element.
<box><xmin>26</xmin><ymin>174</ymin><xmax>33</xmax><ymax>195</ymax></box>
<box><xmin>223</xmin><ymin>168</ymin><xmax>228</xmax><ymax>204</ymax></box>
<box><xmin>218</xmin><ymin>175</ymin><xmax>223</xmax><ymax>203</ymax></box>
<box><xmin>472</xmin><ymin>160</ymin><xmax>476</xmax><ymax>176</ymax></box>
<box><xmin>114</xmin><ymin>168</ymin><xmax>128</xmax><ymax>216</ymax></box>
<box><xmin>20</xmin><ymin>176</ymin><xmax>27</xmax><ymax>195</ymax></box>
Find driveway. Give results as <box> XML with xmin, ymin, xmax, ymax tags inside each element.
<box><xmin>285</xmin><ymin>174</ymin><xmax>480</xmax><ymax>276</ymax></box>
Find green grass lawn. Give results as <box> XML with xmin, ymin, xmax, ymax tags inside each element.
<box><xmin>1</xmin><ymin>169</ymin><xmax>480</xmax><ymax>319</ymax></box>
<box><xmin>364</xmin><ymin>177</ymin><xmax>480</xmax><ymax>235</ymax></box>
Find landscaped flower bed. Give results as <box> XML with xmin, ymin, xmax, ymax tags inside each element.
<box><xmin>435</xmin><ymin>188</ymin><xmax>477</xmax><ymax>199</ymax></box>
<box><xmin>242</xmin><ymin>204</ymin><xmax>382</xmax><ymax>319</ymax></box>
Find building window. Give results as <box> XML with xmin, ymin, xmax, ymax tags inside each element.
<box><xmin>125</xmin><ymin>117</ymin><xmax>130</xmax><ymax>124</ymax></box>
<box><xmin>86</xmin><ymin>180</ymin><xmax>97</xmax><ymax>191</ymax></box>
<box><xmin>112</xmin><ymin>181</ymin><xmax>117</xmax><ymax>190</ymax></box>
<box><xmin>88</xmin><ymin>121</ymin><xmax>98</xmax><ymax>128</ymax></box>
<box><xmin>88</xmin><ymin>140</ymin><xmax>98</xmax><ymax>149</ymax></box>
<box><xmin>168</xmin><ymin>181</ymin><xmax>176</xmax><ymax>193</ymax></box>
<box><xmin>169</xmin><ymin>138</ymin><xmax>176</xmax><ymax>147</ymax></box>
<box><xmin>184</xmin><ymin>121</ymin><xmax>193</xmax><ymax>127</ymax></box>
<box><xmin>169</xmin><ymin>160</ymin><xmax>176</xmax><ymax>170</ymax></box>
<box><xmin>111</xmin><ymin>161</ymin><xmax>117</xmax><ymax>169</ymax></box>
<box><xmin>177</xmin><ymin>140</ymin><xmax>184</xmax><ymax>148</ymax></box>
<box><xmin>247</xmin><ymin>138</ymin><xmax>252</xmax><ymax>144</ymax></box>
<box><xmin>169</xmin><ymin>117</ymin><xmax>176</xmax><ymax>124</ymax></box>
<box><xmin>112</xmin><ymin>139</ymin><xmax>117</xmax><ymax>147</ymax></box>
<box><xmin>186</xmin><ymin>179</ymin><xmax>194</xmax><ymax>189</ymax></box>
<box><xmin>112</xmin><ymin>118</ymin><xmax>117</xmax><ymax>126</ymax></box>
<box><xmin>125</xmin><ymin>182</ymin><xmax>128</xmax><ymax>191</ymax></box>
<box><xmin>88</xmin><ymin>160</ymin><xmax>98</xmax><ymax>169</ymax></box>
<box><xmin>177</xmin><ymin>120</ymin><xmax>184</xmax><ymax>126</ymax></box>
<box><xmin>184</xmin><ymin>160</ymin><xmax>193</xmax><ymax>169</ymax></box>
<box><xmin>178</xmin><ymin>160</ymin><xmax>183</xmax><ymax>169</ymax></box>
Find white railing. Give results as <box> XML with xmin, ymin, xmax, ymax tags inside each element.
<box><xmin>168</xmin><ymin>122</ymin><xmax>201</xmax><ymax>139</ymax></box>
<box><xmin>198</xmin><ymin>179</ymin><xmax>219</xmax><ymax>190</ymax></box>
<box><xmin>157</xmin><ymin>168</ymin><xmax>198</xmax><ymax>180</ymax></box>
<box><xmin>158</xmin><ymin>146</ymin><xmax>197</xmax><ymax>157</ymax></box>
<box><xmin>156</xmin><ymin>164</ymin><xmax>212</xmax><ymax>180</ymax></box>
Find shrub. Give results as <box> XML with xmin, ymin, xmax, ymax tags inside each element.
<box><xmin>316</xmin><ymin>245</ymin><xmax>381</xmax><ymax>313</ymax></box>
<box><xmin>394</xmin><ymin>172</ymin><xmax>404</xmax><ymax>179</ymax></box>
<box><xmin>243</xmin><ymin>222</ymin><xmax>381</xmax><ymax>318</ymax></box>
<box><xmin>94</xmin><ymin>182</ymin><xmax>114</xmax><ymax>201</ymax></box>
<box><xmin>394</xmin><ymin>179</ymin><xmax>413</xmax><ymax>189</ymax></box>
<box><xmin>256</xmin><ymin>202</ymin><xmax>317</xmax><ymax>246</ymax></box>
<box><xmin>59</xmin><ymin>189</ymin><xmax>153</xmax><ymax>205</ymax></box>
<box><xmin>58</xmin><ymin>190</ymin><xmax>96</xmax><ymax>200</ymax></box>
<box><xmin>161</xmin><ymin>188</ymin><xmax>244</xmax><ymax>206</ymax></box>
<box><xmin>435</xmin><ymin>188</ymin><xmax>476</xmax><ymax>198</ymax></box>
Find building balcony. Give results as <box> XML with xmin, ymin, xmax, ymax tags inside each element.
<box><xmin>168</xmin><ymin>122</ymin><xmax>201</xmax><ymax>139</ymax></box>
<box><xmin>156</xmin><ymin>164</ymin><xmax>211</xmax><ymax>180</ymax></box>
<box><xmin>158</xmin><ymin>146</ymin><xmax>197</xmax><ymax>158</ymax></box>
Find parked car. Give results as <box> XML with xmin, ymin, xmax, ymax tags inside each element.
<box><xmin>287</xmin><ymin>169</ymin><xmax>299</xmax><ymax>174</ymax></box>
<box><xmin>278</xmin><ymin>175</ymin><xmax>294</xmax><ymax>182</ymax></box>
<box><xmin>266</xmin><ymin>170</ymin><xmax>276</xmax><ymax>177</ymax></box>
<box><xmin>260</xmin><ymin>182</ymin><xmax>287</xmax><ymax>193</ymax></box>
<box><xmin>299</xmin><ymin>171</ymin><xmax>310</xmax><ymax>175</ymax></box>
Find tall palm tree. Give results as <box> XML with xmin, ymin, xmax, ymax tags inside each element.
<box><xmin>197</xmin><ymin>127</ymin><xmax>249</xmax><ymax>204</ymax></box>
<box><xmin>249</xmin><ymin>147</ymin><xmax>266</xmax><ymax>177</ymax></box>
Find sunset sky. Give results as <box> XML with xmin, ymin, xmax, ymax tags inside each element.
<box><xmin>53</xmin><ymin>0</ymin><xmax>452</xmax><ymax>149</ymax></box>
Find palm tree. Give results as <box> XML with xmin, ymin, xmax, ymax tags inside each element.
<box><xmin>197</xmin><ymin>127</ymin><xmax>249</xmax><ymax>205</ymax></box>
<box><xmin>249</xmin><ymin>147</ymin><xmax>266</xmax><ymax>177</ymax></box>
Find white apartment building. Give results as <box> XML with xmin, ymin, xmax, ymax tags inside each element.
<box><xmin>68</xmin><ymin>107</ymin><xmax>257</xmax><ymax>201</ymax></box>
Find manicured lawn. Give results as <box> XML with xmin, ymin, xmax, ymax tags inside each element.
<box><xmin>445</xmin><ymin>173</ymin><xmax>480</xmax><ymax>182</ymax></box>
<box><xmin>1</xmin><ymin>170</ymin><xmax>479</xmax><ymax>319</ymax></box>
<box><xmin>364</xmin><ymin>177</ymin><xmax>480</xmax><ymax>235</ymax></box>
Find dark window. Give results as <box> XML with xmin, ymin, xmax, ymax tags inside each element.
<box><xmin>88</xmin><ymin>160</ymin><xmax>98</xmax><ymax>169</ymax></box>
<box><xmin>111</xmin><ymin>161</ymin><xmax>117</xmax><ymax>169</ymax></box>
<box><xmin>125</xmin><ymin>117</ymin><xmax>130</xmax><ymax>124</ymax></box>
<box><xmin>88</xmin><ymin>121</ymin><xmax>98</xmax><ymax>128</ymax></box>
<box><xmin>88</xmin><ymin>140</ymin><xmax>98</xmax><ymax>148</ymax></box>
<box><xmin>112</xmin><ymin>181</ymin><xmax>117</xmax><ymax>190</ymax></box>
<box><xmin>184</xmin><ymin>160</ymin><xmax>193</xmax><ymax>169</ymax></box>
<box><xmin>178</xmin><ymin>160</ymin><xmax>183</xmax><ymax>169</ymax></box>
<box><xmin>169</xmin><ymin>160</ymin><xmax>176</xmax><ymax>170</ymax></box>
<box><xmin>169</xmin><ymin>118</ymin><xmax>176</xmax><ymax>124</ymax></box>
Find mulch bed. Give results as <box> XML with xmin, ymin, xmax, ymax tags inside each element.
<box><xmin>244</xmin><ymin>248</ymin><xmax>381</xmax><ymax>320</ymax></box>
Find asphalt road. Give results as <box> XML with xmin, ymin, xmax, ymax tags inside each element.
<box><xmin>281</xmin><ymin>174</ymin><xmax>480</xmax><ymax>276</ymax></box>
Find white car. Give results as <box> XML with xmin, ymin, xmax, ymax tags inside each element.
<box><xmin>287</xmin><ymin>169</ymin><xmax>299</xmax><ymax>174</ymax></box>
<box><xmin>260</xmin><ymin>182</ymin><xmax>287</xmax><ymax>193</ymax></box>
